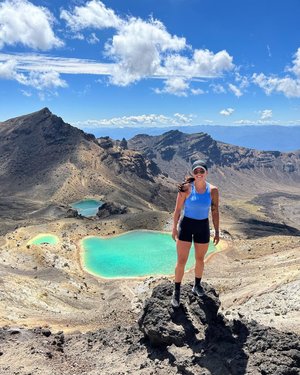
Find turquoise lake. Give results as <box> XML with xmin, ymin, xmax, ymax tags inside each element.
<box><xmin>81</xmin><ymin>230</ymin><xmax>216</xmax><ymax>278</ymax></box>
<box><xmin>28</xmin><ymin>234</ymin><xmax>59</xmax><ymax>245</ymax></box>
<box><xmin>71</xmin><ymin>199</ymin><xmax>103</xmax><ymax>217</ymax></box>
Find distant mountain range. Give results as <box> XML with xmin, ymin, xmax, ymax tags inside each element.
<box><xmin>128</xmin><ymin>130</ymin><xmax>300</xmax><ymax>197</ymax></box>
<box><xmin>87</xmin><ymin>125</ymin><xmax>300</xmax><ymax>152</ymax></box>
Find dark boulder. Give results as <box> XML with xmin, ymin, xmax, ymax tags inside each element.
<box><xmin>138</xmin><ymin>282</ymin><xmax>300</xmax><ymax>375</ymax></box>
<box><xmin>97</xmin><ymin>202</ymin><xmax>127</xmax><ymax>218</ymax></box>
<box><xmin>65</xmin><ymin>208</ymin><xmax>79</xmax><ymax>218</ymax></box>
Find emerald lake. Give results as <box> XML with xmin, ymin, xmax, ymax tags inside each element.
<box><xmin>81</xmin><ymin>230</ymin><xmax>216</xmax><ymax>278</ymax></box>
<box><xmin>71</xmin><ymin>199</ymin><xmax>103</xmax><ymax>217</ymax></box>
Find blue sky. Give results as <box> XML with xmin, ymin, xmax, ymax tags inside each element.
<box><xmin>1</xmin><ymin>0</ymin><xmax>300</xmax><ymax>129</ymax></box>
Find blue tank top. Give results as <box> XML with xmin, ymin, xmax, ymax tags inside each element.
<box><xmin>183</xmin><ymin>181</ymin><xmax>211</xmax><ymax>220</ymax></box>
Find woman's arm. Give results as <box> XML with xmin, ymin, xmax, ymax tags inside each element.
<box><xmin>172</xmin><ymin>191</ymin><xmax>187</xmax><ymax>241</ymax></box>
<box><xmin>211</xmin><ymin>187</ymin><xmax>220</xmax><ymax>245</ymax></box>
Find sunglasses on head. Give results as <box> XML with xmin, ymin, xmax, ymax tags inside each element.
<box><xmin>193</xmin><ymin>168</ymin><xmax>206</xmax><ymax>175</ymax></box>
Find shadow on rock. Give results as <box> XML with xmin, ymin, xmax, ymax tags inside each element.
<box><xmin>139</xmin><ymin>282</ymin><xmax>249</xmax><ymax>375</ymax></box>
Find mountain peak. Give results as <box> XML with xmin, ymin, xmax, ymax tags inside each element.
<box><xmin>39</xmin><ymin>107</ymin><xmax>52</xmax><ymax>115</ymax></box>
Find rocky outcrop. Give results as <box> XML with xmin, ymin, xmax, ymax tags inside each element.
<box><xmin>138</xmin><ymin>282</ymin><xmax>300</xmax><ymax>375</ymax></box>
<box><xmin>97</xmin><ymin>202</ymin><xmax>128</xmax><ymax>218</ymax></box>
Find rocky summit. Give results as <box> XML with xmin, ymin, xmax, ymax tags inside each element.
<box><xmin>138</xmin><ymin>282</ymin><xmax>300</xmax><ymax>375</ymax></box>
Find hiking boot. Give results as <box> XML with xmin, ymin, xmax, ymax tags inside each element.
<box><xmin>192</xmin><ymin>284</ymin><xmax>205</xmax><ymax>297</ymax></box>
<box><xmin>171</xmin><ymin>291</ymin><xmax>180</xmax><ymax>308</ymax></box>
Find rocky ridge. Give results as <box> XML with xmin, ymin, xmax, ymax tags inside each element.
<box><xmin>128</xmin><ymin>130</ymin><xmax>300</xmax><ymax>195</ymax></box>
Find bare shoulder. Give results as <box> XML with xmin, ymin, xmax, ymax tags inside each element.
<box><xmin>209</xmin><ymin>183</ymin><xmax>219</xmax><ymax>192</ymax></box>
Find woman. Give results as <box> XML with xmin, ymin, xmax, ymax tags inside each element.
<box><xmin>171</xmin><ymin>159</ymin><xmax>220</xmax><ymax>308</ymax></box>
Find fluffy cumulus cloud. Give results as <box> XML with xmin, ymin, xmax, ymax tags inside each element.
<box><xmin>253</xmin><ymin>73</ymin><xmax>300</xmax><ymax>98</ymax></box>
<box><xmin>0</xmin><ymin>0</ymin><xmax>63</xmax><ymax>50</ymax></box>
<box><xmin>60</xmin><ymin>0</ymin><xmax>122</xmax><ymax>31</ymax></box>
<box><xmin>75</xmin><ymin>113</ymin><xmax>194</xmax><ymax>128</ymax></box>
<box><xmin>154</xmin><ymin>77</ymin><xmax>189</xmax><ymax>96</ymax></box>
<box><xmin>252</xmin><ymin>48</ymin><xmax>300</xmax><ymax>98</ymax></box>
<box><xmin>18</xmin><ymin>71</ymin><xmax>67</xmax><ymax>90</ymax></box>
<box><xmin>160</xmin><ymin>49</ymin><xmax>234</xmax><ymax>79</ymax></box>
<box><xmin>288</xmin><ymin>48</ymin><xmax>300</xmax><ymax>77</ymax></box>
<box><xmin>153</xmin><ymin>49</ymin><xmax>233</xmax><ymax>95</ymax></box>
<box><xmin>260</xmin><ymin>109</ymin><xmax>272</xmax><ymax>120</ymax></box>
<box><xmin>220</xmin><ymin>108</ymin><xmax>234</xmax><ymax>116</ymax></box>
<box><xmin>105</xmin><ymin>17</ymin><xmax>186</xmax><ymax>86</ymax></box>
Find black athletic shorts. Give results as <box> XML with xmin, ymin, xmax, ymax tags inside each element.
<box><xmin>178</xmin><ymin>216</ymin><xmax>210</xmax><ymax>244</ymax></box>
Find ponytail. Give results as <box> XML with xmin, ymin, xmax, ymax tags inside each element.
<box><xmin>177</xmin><ymin>175</ymin><xmax>195</xmax><ymax>192</ymax></box>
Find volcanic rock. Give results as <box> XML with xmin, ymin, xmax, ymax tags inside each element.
<box><xmin>138</xmin><ymin>282</ymin><xmax>300</xmax><ymax>375</ymax></box>
<box><xmin>97</xmin><ymin>201</ymin><xmax>128</xmax><ymax>218</ymax></box>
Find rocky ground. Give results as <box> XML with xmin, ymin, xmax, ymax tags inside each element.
<box><xmin>1</xmin><ymin>283</ymin><xmax>299</xmax><ymax>375</ymax></box>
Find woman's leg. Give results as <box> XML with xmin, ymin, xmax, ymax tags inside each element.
<box><xmin>175</xmin><ymin>240</ymin><xmax>192</xmax><ymax>282</ymax></box>
<box><xmin>194</xmin><ymin>242</ymin><xmax>209</xmax><ymax>278</ymax></box>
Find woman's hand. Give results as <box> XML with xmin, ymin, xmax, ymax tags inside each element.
<box><xmin>213</xmin><ymin>232</ymin><xmax>220</xmax><ymax>245</ymax></box>
<box><xmin>172</xmin><ymin>228</ymin><xmax>178</xmax><ymax>241</ymax></box>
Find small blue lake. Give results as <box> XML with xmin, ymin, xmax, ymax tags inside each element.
<box><xmin>81</xmin><ymin>230</ymin><xmax>216</xmax><ymax>278</ymax></box>
<box><xmin>71</xmin><ymin>199</ymin><xmax>103</xmax><ymax>217</ymax></box>
<box><xmin>28</xmin><ymin>234</ymin><xmax>59</xmax><ymax>245</ymax></box>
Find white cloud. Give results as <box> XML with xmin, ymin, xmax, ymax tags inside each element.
<box><xmin>210</xmin><ymin>83</ymin><xmax>226</xmax><ymax>94</ymax></box>
<box><xmin>252</xmin><ymin>49</ymin><xmax>300</xmax><ymax>98</ymax></box>
<box><xmin>60</xmin><ymin>0</ymin><xmax>122</xmax><ymax>31</ymax></box>
<box><xmin>220</xmin><ymin>108</ymin><xmax>234</xmax><ymax>116</ymax></box>
<box><xmin>253</xmin><ymin>73</ymin><xmax>300</xmax><ymax>98</ymax></box>
<box><xmin>228</xmin><ymin>83</ymin><xmax>242</xmax><ymax>97</ymax></box>
<box><xmin>0</xmin><ymin>0</ymin><xmax>63</xmax><ymax>50</ymax></box>
<box><xmin>154</xmin><ymin>49</ymin><xmax>233</xmax><ymax>96</ymax></box>
<box><xmin>19</xmin><ymin>71</ymin><xmax>67</xmax><ymax>90</ymax></box>
<box><xmin>0</xmin><ymin>58</ymin><xmax>67</xmax><ymax>91</ymax></box>
<box><xmin>191</xmin><ymin>88</ymin><xmax>204</xmax><ymax>95</ymax></box>
<box><xmin>0</xmin><ymin>59</ymin><xmax>16</xmax><ymax>78</ymax></box>
<box><xmin>234</xmin><ymin>119</ymin><xmax>254</xmax><ymax>125</ymax></box>
<box><xmin>173</xmin><ymin>113</ymin><xmax>194</xmax><ymax>123</ymax></box>
<box><xmin>260</xmin><ymin>109</ymin><xmax>272</xmax><ymax>120</ymax></box>
<box><xmin>155</xmin><ymin>77</ymin><xmax>189</xmax><ymax>96</ymax></box>
<box><xmin>160</xmin><ymin>49</ymin><xmax>234</xmax><ymax>79</ymax></box>
<box><xmin>287</xmin><ymin>47</ymin><xmax>300</xmax><ymax>77</ymax></box>
<box><xmin>105</xmin><ymin>17</ymin><xmax>186</xmax><ymax>86</ymax></box>
<box><xmin>234</xmin><ymin>119</ymin><xmax>279</xmax><ymax>125</ymax></box>
<box><xmin>87</xmin><ymin>33</ymin><xmax>100</xmax><ymax>45</ymax></box>
<box><xmin>235</xmin><ymin>72</ymin><xmax>249</xmax><ymax>88</ymax></box>
<box><xmin>20</xmin><ymin>89</ymin><xmax>32</xmax><ymax>97</ymax></box>
<box><xmin>0</xmin><ymin>53</ymin><xmax>114</xmax><ymax>75</ymax></box>
<box><xmin>75</xmin><ymin>113</ymin><xmax>194</xmax><ymax>128</ymax></box>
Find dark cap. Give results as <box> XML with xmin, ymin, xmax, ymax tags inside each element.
<box><xmin>192</xmin><ymin>159</ymin><xmax>208</xmax><ymax>171</ymax></box>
